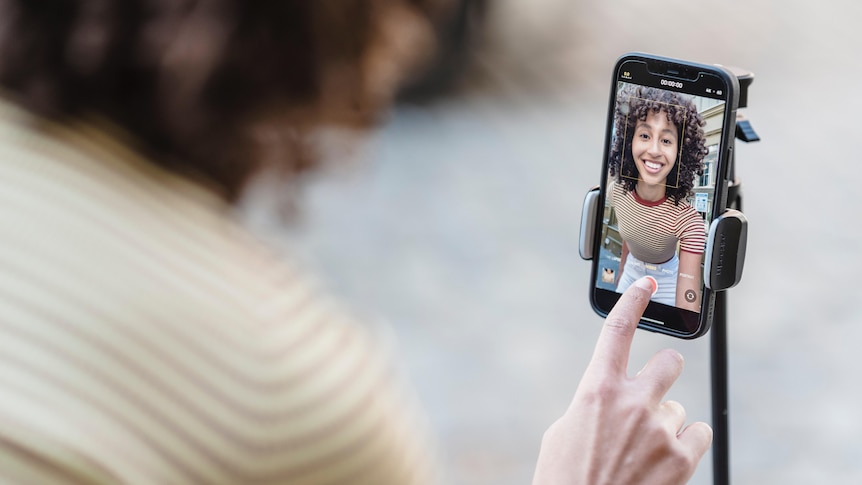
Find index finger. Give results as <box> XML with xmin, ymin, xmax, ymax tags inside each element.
<box><xmin>588</xmin><ymin>276</ymin><xmax>656</xmax><ymax>377</ymax></box>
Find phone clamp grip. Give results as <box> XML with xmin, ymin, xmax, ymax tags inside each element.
<box><xmin>703</xmin><ymin>209</ymin><xmax>747</xmax><ymax>291</ymax></box>
<box><xmin>578</xmin><ymin>187</ymin><xmax>600</xmax><ymax>260</ymax></box>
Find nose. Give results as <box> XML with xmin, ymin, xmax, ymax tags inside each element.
<box><xmin>647</xmin><ymin>137</ymin><xmax>663</xmax><ymax>156</ymax></box>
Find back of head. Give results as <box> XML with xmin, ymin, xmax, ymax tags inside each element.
<box><xmin>0</xmin><ymin>0</ymin><xmax>440</xmax><ymax>200</ymax></box>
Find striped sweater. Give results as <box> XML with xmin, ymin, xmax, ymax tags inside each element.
<box><xmin>610</xmin><ymin>182</ymin><xmax>707</xmax><ymax>263</ymax></box>
<box><xmin>0</xmin><ymin>99</ymin><xmax>436</xmax><ymax>485</ymax></box>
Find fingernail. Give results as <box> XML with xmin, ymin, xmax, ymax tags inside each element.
<box><xmin>634</xmin><ymin>276</ymin><xmax>658</xmax><ymax>296</ymax></box>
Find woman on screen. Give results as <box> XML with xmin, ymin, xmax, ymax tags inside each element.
<box><xmin>609</xmin><ymin>85</ymin><xmax>708</xmax><ymax>311</ymax></box>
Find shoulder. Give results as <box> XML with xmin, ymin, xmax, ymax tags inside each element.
<box><xmin>674</xmin><ymin>198</ymin><xmax>696</xmax><ymax>212</ymax></box>
<box><xmin>675</xmin><ymin>200</ymin><xmax>701</xmax><ymax>220</ymax></box>
<box><xmin>0</xmin><ymin>109</ymin><xmax>438</xmax><ymax>484</ymax></box>
<box><xmin>674</xmin><ymin>202</ymin><xmax>706</xmax><ymax>234</ymax></box>
<box><xmin>609</xmin><ymin>181</ymin><xmax>629</xmax><ymax>204</ymax></box>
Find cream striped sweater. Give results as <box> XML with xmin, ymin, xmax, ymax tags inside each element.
<box><xmin>0</xmin><ymin>99</ymin><xmax>435</xmax><ymax>485</ymax></box>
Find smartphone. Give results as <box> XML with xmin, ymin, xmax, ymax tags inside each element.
<box><xmin>589</xmin><ymin>53</ymin><xmax>739</xmax><ymax>338</ymax></box>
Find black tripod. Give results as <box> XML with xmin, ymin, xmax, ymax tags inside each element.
<box><xmin>711</xmin><ymin>68</ymin><xmax>759</xmax><ymax>485</ymax></box>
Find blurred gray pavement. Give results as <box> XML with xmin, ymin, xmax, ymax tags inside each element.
<box><xmin>243</xmin><ymin>1</ymin><xmax>862</xmax><ymax>483</ymax></box>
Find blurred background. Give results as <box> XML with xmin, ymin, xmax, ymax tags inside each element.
<box><xmin>243</xmin><ymin>0</ymin><xmax>862</xmax><ymax>483</ymax></box>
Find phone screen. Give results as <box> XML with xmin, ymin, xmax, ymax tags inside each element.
<box><xmin>590</xmin><ymin>55</ymin><xmax>737</xmax><ymax>338</ymax></box>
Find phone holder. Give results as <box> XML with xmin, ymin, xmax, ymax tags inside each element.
<box><xmin>578</xmin><ymin>187</ymin><xmax>747</xmax><ymax>291</ymax></box>
<box><xmin>579</xmin><ymin>64</ymin><xmax>757</xmax><ymax>485</ymax></box>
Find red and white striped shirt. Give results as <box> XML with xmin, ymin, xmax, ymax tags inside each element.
<box><xmin>610</xmin><ymin>182</ymin><xmax>707</xmax><ymax>263</ymax></box>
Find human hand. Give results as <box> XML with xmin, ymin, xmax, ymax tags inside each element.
<box><xmin>532</xmin><ymin>276</ymin><xmax>712</xmax><ymax>485</ymax></box>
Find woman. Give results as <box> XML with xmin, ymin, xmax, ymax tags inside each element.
<box><xmin>0</xmin><ymin>2</ymin><xmax>441</xmax><ymax>483</ymax></box>
<box><xmin>609</xmin><ymin>85</ymin><xmax>709</xmax><ymax>311</ymax></box>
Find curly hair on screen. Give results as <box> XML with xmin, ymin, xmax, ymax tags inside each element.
<box><xmin>0</xmin><ymin>0</ymin><xmax>439</xmax><ymax>200</ymax></box>
<box><xmin>608</xmin><ymin>85</ymin><xmax>708</xmax><ymax>205</ymax></box>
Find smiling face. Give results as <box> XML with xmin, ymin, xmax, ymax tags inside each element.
<box><xmin>630</xmin><ymin>109</ymin><xmax>679</xmax><ymax>188</ymax></box>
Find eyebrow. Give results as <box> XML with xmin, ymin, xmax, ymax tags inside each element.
<box><xmin>636</xmin><ymin>122</ymin><xmax>677</xmax><ymax>137</ymax></box>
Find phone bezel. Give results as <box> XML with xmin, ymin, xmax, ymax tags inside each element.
<box><xmin>588</xmin><ymin>53</ymin><xmax>740</xmax><ymax>339</ymax></box>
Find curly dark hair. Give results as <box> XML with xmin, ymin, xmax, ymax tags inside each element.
<box><xmin>0</xmin><ymin>0</ymin><xmax>447</xmax><ymax>200</ymax></box>
<box><xmin>608</xmin><ymin>84</ymin><xmax>707</xmax><ymax>205</ymax></box>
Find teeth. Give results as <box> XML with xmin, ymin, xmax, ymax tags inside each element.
<box><xmin>645</xmin><ymin>161</ymin><xmax>662</xmax><ymax>171</ymax></box>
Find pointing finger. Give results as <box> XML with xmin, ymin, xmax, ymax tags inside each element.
<box><xmin>588</xmin><ymin>276</ymin><xmax>656</xmax><ymax>378</ymax></box>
